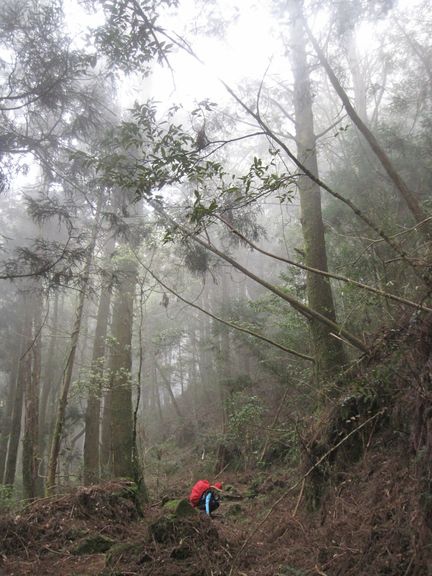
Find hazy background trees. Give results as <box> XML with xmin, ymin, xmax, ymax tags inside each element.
<box><xmin>0</xmin><ymin>0</ymin><xmax>430</xmax><ymax>499</ymax></box>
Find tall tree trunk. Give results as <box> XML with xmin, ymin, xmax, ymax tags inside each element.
<box><xmin>100</xmin><ymin>385</ymin><xmax>112</xmax><ymax>477</ymax></box>
<box><xmin>4</xmin><ymin>291</ymin><xmax>32</xmax><ymax>487</ymax></box>
<box><xmin>83</xmin><ymin>239</ymin><xmax>114</xmax><ymax>485</ymax></box>
<box><xmin>109</xmin><ymin>254</ymin><xmax>137</xmax><ymax>478</ymax></box>
<box><xmin>288</xmin><ymin>0</ymin><xmax>347</xmax><ymax>378</ymax></box>
<box><xmin>37</xmin><ymin>291</ymin><xmax>59</xmax><ymax>494</ymax></box>
<box><xmin>46</xmin><ymin>278</ymin><xmax>88</xmax><ymax>492</ymax></box>
<box><xmin>22</xmin><ymin>287</ymin><xmax>43</xmax><ymax>499</ymax></box>
<box><xmin>155</xmin><ymin>359</ymin><xmax>183</xmax><ymax>419</ymax></box>
<box><xmin>214</xmin><ymin>271</ymin><xmax>232</xmax><ymax>472</ymax></box>
<box><xmin>0</xmin><ymin>357</ymin><xmax>19</xmax><ymax>483</ymax></box>
<box><xmin>344</xmin><ymin>29</ymin><xmax>368</xmax><ymax>124</ymax></box>
<box><xmin>46</xmin><ymin>198</ymin><xmax>102</xmax><ymax>493</ymax></box>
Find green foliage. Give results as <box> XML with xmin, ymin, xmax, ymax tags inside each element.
<box><xmin>262</xmin><ymin>424</ymin><xmax>301</xmax><ymax>467</ymax></box>
<box><xmin>0</xmin><ymin>484</ymin><xmax>14</xmax><ymax>512</ymax></box>
<box><xmin>72</xmin><ymin>358</ymin><xmax>110</xmax><ymax>398</ymax></box>
<box><xmin>95</xmin><ymin>0</ymin><xmax>178</xmax><ymax>74</ymax></box>
<box><xmin>225</xmin><ymin>393</ymin><xmax>264</xmax><ymax>468</ymax></box>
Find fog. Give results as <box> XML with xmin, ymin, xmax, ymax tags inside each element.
<box><xmin>0</xmin><ymin>0</ymin><xmax>430</xmax><ymax>503</ymax></box>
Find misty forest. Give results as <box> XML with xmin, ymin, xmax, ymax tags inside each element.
<box><xmin>1</xmin><ymin>0</ymin><xmax>432</xmax><ymax>574</ymax></box>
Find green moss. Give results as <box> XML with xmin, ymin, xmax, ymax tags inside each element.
<box><xmin>162</xmin><ymin>498</ymin><xmax>197</xmax><ymax>518</ymax></box>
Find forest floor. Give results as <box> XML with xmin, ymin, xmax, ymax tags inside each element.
<box><xmin>2</xmin><ymin>316</ymin><xmax>432</xmax><ymax>575</ymax></box>
<box><xmin>0</xmin><ymin>435</ymin><xmax>424</xmax><ymax>576</ymax></box>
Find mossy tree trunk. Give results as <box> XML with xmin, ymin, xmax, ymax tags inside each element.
<box><xmin>288</xmin><ymin>0</ymin><xmax>347</xmax><ymax>379</ymax></box>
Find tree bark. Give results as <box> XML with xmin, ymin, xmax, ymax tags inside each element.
<box><xmin>100</xmin><ymin>384</ymin><xmax>112</xmax><ymax>477</ymax></box>
<box><xmin>46</xmin><ymin>198</ymin><xmax>102</xmax><ymax>493</ymax></box>
<box><xmin>109</xmin><ymin>255</ymin><xmax>137</xmax><ymax>479</ymax></box>
<box><xmin>22</xmin><ymin>286</ymin><xmax>43</xmax><ymax>499</ymax></box>
<box><xmin>0</xmin><ymin>356</ymin><xmax>19</xmax><ymax>483</ymax></box>
<box><xmin>288</xmin><ymin>0</ymin><xmax>347</xmax><ymax>379</ymax></box>
<box><xmin>83</xmin><ymin>239</ymin><xmax>114</xmax><ymax>485</ymax></box>
<box><xmin>46</xmin><ymin>278</ymin><xmax>88</xmax><ymax>492</ymax></box>
<box><xmin>155</xmin><ymin>359</ymin><xmax>183</xmax><ymax>419</ymax></box>
<box><xmin>344</xmin><ymin>29</ymin><xmax>368</xmax><ymax>123</ymax></box>
<box><xmin>4</xmin><ymin>291</ymin><xmax>32</xmax><ymax>487</ymax></box>
<box><xmin>37</xmin><ymin>291</ymin><xmax>59</xmax><ymax>494</ymax></box>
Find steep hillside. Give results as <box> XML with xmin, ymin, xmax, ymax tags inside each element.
<box><xmin>1</xmin><ymin>315</ymin><xmax>431</xmax><ymax>576</ymax></box>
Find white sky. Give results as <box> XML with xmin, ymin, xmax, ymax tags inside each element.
<box><xmin>63</xmin><ymin>0</ymin><xmax>409</xmax><ymax>113</ymax></box>
<box><xmin>63</xmin><ymin>0</ymin><xmax>281</xmax><ymax>109</ymax></box>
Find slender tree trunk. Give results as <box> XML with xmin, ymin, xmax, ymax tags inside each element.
<box><xmin>22</xmin><ymin>287</ymin><xmax>43</xmax><ymax>499</ymax></box>
<box><xmin>100</xmin><ymin>385</ymin><xmax>112</xmax><ymax>477</ymax></box>
<box><xmin>46</xmin><ymin>283</ymin><xmax>88</xmax><ymax>492</ymax></box>
<box><xmin>37</xmin><ymin>292</ymin><xmax>59</xmax><ymax>494</ymax></box>
<box><xmin>83</xmin><ymin>286</ymin><xmax>112</xmax><ymax>484</ymax></box>
<box><xmin>83</xmin><ymin>239</ymin><xmax>114</xmax><ymax>485</ymax></box>
<box><xmin>4</xmin><ymin>292</ymin><xmax>32</xmax><ymax>487</ymax></box>
<box><xmin>215</xmin><ymin>271</ymin><xmax>232</xmax><ymax>473</ymax></box>
<box><xmin>150</xmin><ymin>354</ymin><xmax>164</xmax><ymax>431</ymax></box>
<box><xmin>344</xmin><ymin>29</ymin><xmax>368</xmax><ymax>124</ymax></box>
<box><xmin>0</xmin><ymin>359</ymin><xmax>19</xmax><ymax>483</ymax></box>
<box><xmin>304</xmin><ymin>17</ymin><xmax>429</xmax><ymax>230</ymax></box>
<box><xmin>46</xmin><ymin>199</ymin><xmax>102</xmax><ymax>493</ymax></box>
<box><xmin>155</xmin><ymin>359</ymin><xmax>183</xmax><ymax>419</ymax></box>
<box><xmin>288</xmin><ymin>0</ymin><xmax>347</xmax><ymax>378</ymax></box>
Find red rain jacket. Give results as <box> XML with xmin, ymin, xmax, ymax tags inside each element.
<box><xmin>189</xmin><ymin>480</ymin><xmax>210</xmax><ymax>506</ymax></box>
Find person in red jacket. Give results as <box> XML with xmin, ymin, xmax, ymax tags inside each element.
<box><xmin>189</xmin><ymin>480</ymin><xmax>223</xmax><ymax>516</ymax></box>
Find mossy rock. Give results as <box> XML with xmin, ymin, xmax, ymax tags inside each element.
<box><xmin>162</xmin><ymin>498</ymin><xmax>197</xmax><ymax>518</ymax></box>
<box><xmin>73</xmin><ymin>534</ymin><xmax>115</xmax><ymax>555</ymax></box>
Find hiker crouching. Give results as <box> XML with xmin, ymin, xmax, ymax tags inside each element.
<box><xmin>189</xmin><ymin>480</ymin><xmax>223</xmax><ymax>516</ymax></box>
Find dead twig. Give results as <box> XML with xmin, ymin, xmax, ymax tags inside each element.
<box><xmin>292</xmin><ymin>477</ymin><xmax>305</xmax><ymax>517</ymax></box>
